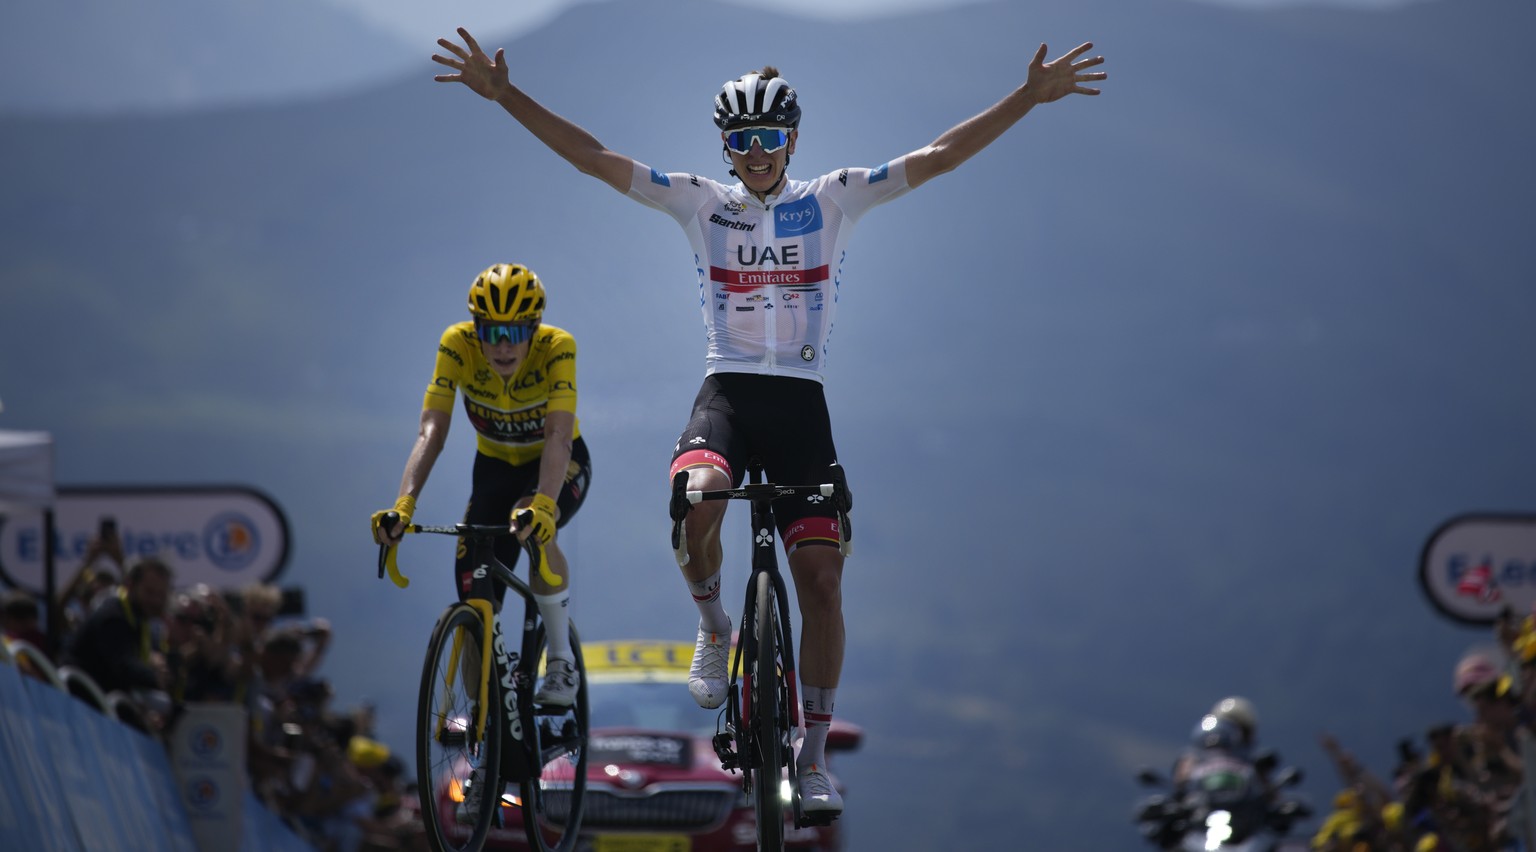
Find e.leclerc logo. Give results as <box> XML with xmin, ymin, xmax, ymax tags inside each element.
<box><xmin>203</xmin><ymin>512</ymin><xmax>260</xmax><ymax>572</ymax></box>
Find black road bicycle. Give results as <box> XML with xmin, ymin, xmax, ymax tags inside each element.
<box><xmin>378</xmin><ymin>512</ymin><xmax>588</xmax><ymax>852</ymax></box>
<box><xmin>668</xmin><ymin>459</ymin><xmax>852</xmax><ymax>851</ymax></box>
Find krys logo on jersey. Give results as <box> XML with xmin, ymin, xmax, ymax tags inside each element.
<box><xmin>774</xmin><ymin>196</ymin><xmax>822</xmax><ymax>238</ymax></box>
<box><xmin>1420</xmin><ymin>513</ymin><xmax>1536</xmax><ymax>625</ymax></box>
<box><xmin>0</xmin><ymin>486</ymin><xmax>290</xmax><ymax>594</ymax></box>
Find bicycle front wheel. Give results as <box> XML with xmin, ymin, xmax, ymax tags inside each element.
<box><xmin>750</xmin><ymin>570</ymin><xmax>786</xmax><ymax>850</ymax></box>
<box><xmin>518</xmin><ymin>622</ymin><xmax>590</xmax><ymax>852</ymax></box>
<box><xmin>417</xmin><ymin>603</ymin><xmax>503</xmax><ymax>852</ymax></box>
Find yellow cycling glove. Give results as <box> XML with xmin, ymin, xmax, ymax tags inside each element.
<box><xmin>516</xmin><ymin>493</ymin><xmax>559</xmax><ymax>545</ymax></box>
<box><xmin>371</xmin><ymin>495</ymin><xmax>416</xmax><ymax>541</ymax></box>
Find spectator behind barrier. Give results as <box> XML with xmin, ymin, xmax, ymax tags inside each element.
<box><xmin>2</xmin><ymin>588</ymin><xmax>51</xmax><ymax>680</ymax></box>
<box><xmin>60</xmin><ymin>556</ymin><xmax>174</xmax><ymax>734</ymax></box>
<box><xmin>60</xmin><ymin>523</ymin><xmax>127</xmax><ymax>637</ymax></box>
<box><xmin>167</xmin><ymin>584</ymin><xmax>253</xmax><ymax>707</ymax></box>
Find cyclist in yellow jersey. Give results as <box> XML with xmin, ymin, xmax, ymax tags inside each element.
<box><xmin>372</xmin><ymin>263</ymin><xmax>591</xmax><ymax>706</ymax></box>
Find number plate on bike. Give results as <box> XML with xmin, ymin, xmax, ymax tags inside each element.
<box><xmin>593</xmin><ymin>834</ymin><xmax>690</xmax><ymax>852</ymax></box>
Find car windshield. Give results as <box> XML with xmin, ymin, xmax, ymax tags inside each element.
<box><xmin>587</xmin><ymin>679</ymin><xmax>717</xmax><ymax>737</ymax></box>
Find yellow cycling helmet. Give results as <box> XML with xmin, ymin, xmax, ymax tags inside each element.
<box><xmin>468</xmin><ymin>263</ymin><xmax>546</xmax><ymax>323</ymax></box>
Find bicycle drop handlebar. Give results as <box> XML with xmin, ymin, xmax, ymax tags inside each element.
<box><xmin>667</xmin><ymin>462</ymin><xmax>853</xmax><ymax>563</ymax></box>
<box><xmin>375</xmin><ymin>509</ymin><xmax>545</xmax><ymax>589</ymax></box>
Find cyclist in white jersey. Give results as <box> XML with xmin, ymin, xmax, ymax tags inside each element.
<box><xmin>432</xmin><ymin>28</ymin><xmax>1106</xmax><ymax>817</ymax></box>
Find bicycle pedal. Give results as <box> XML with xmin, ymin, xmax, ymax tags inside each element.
<box><xmin>712</xmin><ymin>732</ymin><xmax>740</xmax><ymax>770</ymax></box>
<box><xmin>798</xmin><ymin>812</ymin><xmax>840</xmax><ymax>828</ymax></box>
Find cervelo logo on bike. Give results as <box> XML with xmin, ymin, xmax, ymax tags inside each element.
<box><xmin>493</xmin><ymin>624</ymin><xmax>524</xmax><ymax>742</ymax></box>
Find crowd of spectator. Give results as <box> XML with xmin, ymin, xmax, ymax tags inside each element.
<box><xmin>1144</xmin><ymin>619</ymin><xmax>1536</xmax><ymax>851</ymax></box>
<box><xmin>1307</xmin><ymin>611</ymin><xmax>1536</xmax><ymax>852</ymax></box>
<box><xmin>0</xmin><ymin>529</ymin><xmax>428</xmax><ymax>852</ymax></box>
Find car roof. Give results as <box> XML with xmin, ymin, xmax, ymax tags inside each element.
<box><xmin>581</xmin><ymin>639</ymin><xmax>700</xmax><ymax>685</ymax></box>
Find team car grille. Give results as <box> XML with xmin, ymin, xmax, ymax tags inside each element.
<box><xmin>538</xmin><ymin>784</ymin><xmax>737</xmax><ymax>830</ymax></box>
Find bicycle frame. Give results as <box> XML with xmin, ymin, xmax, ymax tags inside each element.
<box><xmin>379</xmin><ymin>517</ymin><xmax>545</xmax><ymax>775</ymax></box>
<box><xmin>669</xmin><ymin>460</ymin><xmax>852</xmax><ymax>832</ymax></box>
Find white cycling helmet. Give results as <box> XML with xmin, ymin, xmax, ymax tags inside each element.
<box><xmin>1210</xmin><ymin>696</ymin><xmax>1258</xmax><ymax>742</ymax></box>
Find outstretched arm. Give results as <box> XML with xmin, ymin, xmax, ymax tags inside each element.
<box><xmin>433</xmin><ymin>27</ymin><xmax>635</xmax><ymax>193</ymax></box>
<box><xmin>904</xmin><ymin>42</ymin><xmax>1106</xmax><ymax>189</ymax></box>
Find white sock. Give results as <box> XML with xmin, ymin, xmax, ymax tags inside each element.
<box><xmin>800</xmin><ymin>685</ymin><xmax>836</xmax><ymax>769</ymax></box>
<box><xmin>687</xmin><ymin>571</ymin><xmax>730</xmax><ymax>634</ymax></box>
<box><xmin>534</xmin><ymin>591</ymin><xmax>571</xmax><ymax>662</ymax></box>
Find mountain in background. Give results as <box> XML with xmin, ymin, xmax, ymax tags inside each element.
<box><xmin>0</xmin><ymin>0</ymin><xmax>414</xmax><ymax>112</ymax></box>
<box><xmin>2</xmin><ymin>0</ymin><xmax>1534</xmax><ymax>847</ymax></box>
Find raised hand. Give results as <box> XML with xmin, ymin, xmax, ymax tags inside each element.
<box><xmin>1026</xmin><ymin>42</ymin><xmax>1107</xmax><ymax>104</ymax></box>
<box><xmin>432</xmin><ymin>27</ymin><xmax>511</xmax><ymax>102</ymax></box>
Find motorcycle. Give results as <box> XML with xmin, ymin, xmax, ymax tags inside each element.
<box><xmin>1132</xmin><ymin>749</ymin><xmax>1313</xmax><ymax>851</ymax></box>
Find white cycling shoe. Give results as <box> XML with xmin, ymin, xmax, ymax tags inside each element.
<box><xmin>688</xmin><ymin>622</ymin><xmax>731</xmax><ymax>709</ymax></box>
<box><xmin>797</xmin><ymin>762</ymin><xmax>844</xmax><ymax>817</ymax></box>
<box><xmin>535</xmin><ymin>658</ymin><xmax>580</xmax><ymax>707</ymax></box>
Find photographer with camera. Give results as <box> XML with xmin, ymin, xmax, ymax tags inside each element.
<box><xmin>166</xmin><ymin>583</ymin><xmax>252</xmax><ymax>707</ymax></box>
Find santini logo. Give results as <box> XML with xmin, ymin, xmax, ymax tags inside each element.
<box><xmin>710</xmin><ymin>213</ymin><xmax>755</xmax><ymax>232</ymax></box>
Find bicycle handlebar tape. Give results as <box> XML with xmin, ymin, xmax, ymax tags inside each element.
<box><xmin>668</xmin><ymin>471</ymin><xmax>691</xmax><ymax>522</ymax></box>
<box><xmin>379</xmin><ymin>511</ymin><xmax>411</xmax><ymax>589</ymax></box>
<box><xmin>513</xmin><ymin>508</ymin><xmax>562</xmax><ymax>588</ymax></box>
<box><xmin>668</xmin><ymin>471</ymin><xmax>692</xmax><ymax>567</ymax></box>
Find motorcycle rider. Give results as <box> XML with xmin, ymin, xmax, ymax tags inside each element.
<box><xmin>1172</xmin><ymin>696</ymin><xmax>1276</xmax><ymax>796</ymax></box>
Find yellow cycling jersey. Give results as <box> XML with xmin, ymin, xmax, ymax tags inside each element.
<box><xmin>423</xmin><ymin>321</ymin><xmax>580</xmax><ymax>466</ymax></box>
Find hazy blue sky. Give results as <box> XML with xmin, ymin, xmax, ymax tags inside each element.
<box><xmin>325</xmin><ymin>0</ymin><xmax>1426</xmax><ymax>40</ymax></box>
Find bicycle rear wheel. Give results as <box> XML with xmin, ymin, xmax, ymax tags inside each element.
<box><xmin>417</xmin><ymin>603</ymin><xmax>503</xmax><ymax>852</ymax></box>
<box><xmin>750</xmin><ymin>570</ymin><xmax>786</xmax><ymax>850</ymax></box>
<box><xmin>518</xmin><ymin>623</ymin><xmax>590</xmax><ymax>852</ymax></box>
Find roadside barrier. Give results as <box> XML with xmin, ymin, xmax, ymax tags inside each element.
<box><xmin>0</xmin><ymin>641</ymin><xmax>311</xmax><ymax>851</ymax></box>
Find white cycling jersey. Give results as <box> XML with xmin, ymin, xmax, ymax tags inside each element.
<box><xmin>627</xmin><ymin>157</ymin><xmax>911</xmax><ymax>383</ymax></box>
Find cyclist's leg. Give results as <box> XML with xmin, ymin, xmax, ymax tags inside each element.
<box><xmin>521</xmin><ymin>437</ymin><xmax>591</xmax><ymax>655</ymax></box>
<box><xmin>759</xmin><ymin>378</ymin><xmax>847</xmax><ymax>815</ymax></box>
<box><xmin>669</xmin><ymin>375</ymin><xmax>748</xmax><ymax>625</ymax></box>
<box><xmin>670</xmin><ymin>376</ymin><xmax>746</xmax><ymax>708</ymax></box>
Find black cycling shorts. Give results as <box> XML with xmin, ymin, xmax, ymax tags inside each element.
<box><xmin>669</xmin><ymin>373</ymin><xmax>845</xmax><ymax>552</ymax></box>
<box><xmin>456</xmin><ymin>436</ymin><xmax>591</xmax><ymax>602</ymax></box>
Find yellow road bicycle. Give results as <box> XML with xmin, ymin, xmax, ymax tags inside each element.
<box><xmin>378</xmin><ymin>512</ymin><xmax>588</xmax><ymax>852</ymax></box>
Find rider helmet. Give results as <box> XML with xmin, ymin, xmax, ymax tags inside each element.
<box><xmin>1210</xmin><ymin>696</ymin><xmax>1258</xmax><ymax>744</ymax></box>
<box><xmin>1453</xmin><ymin>651</ymin><xmax>1509</xmax><ymax>700</ymax></box>
<box><xmin>713</xmin><ymin>69</ymin><xmax>801</xmax><ymax>131</ymax></box>
<box><xmin>467</xmin><ymin>263</ymin><xmax>545</xmax><ymax>324</ymax></box>
<box><xmin>1188</xmin><ymin>714</ymin><xmax>1242</xmax><ymax>752</ymax></box>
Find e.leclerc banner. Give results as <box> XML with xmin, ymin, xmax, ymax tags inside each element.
<box><xmin>1421</xmin><ymin>513</ymin><xmax>1536</xmax><ymax>625</ymax></box>
<box><xmin>0</xmin><ymin>485</ymin><xmax>289</xmax><ymax>593</ymax></box>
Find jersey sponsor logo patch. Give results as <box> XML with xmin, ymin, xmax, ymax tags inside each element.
<box><xmin>801</xmin><ymin>345</ymin><xmax>816</xmax><ymax>361</ymax></box>
<box><xmin>709</xmin><ymin>213</ymin><xmax>755</xmax><ymax>232</ymax></box>
<box><xmin>711</xmin><ymin>264</ymin><xmax>830</xmax><ymax>291</ymax></box>
<box><xmin>650</xmin><ymin>168</ymin><xmax>671</xmax><ymax>187</ymax></box>
<box><xmin>869</xmin><ymin>163</ymin><xmax>891</xmax><ymax>184</ymax></box>
<box><xmin>774</xmin><ymin>196</ymin><xmax>822</xmax><ymax>237</ymax></box>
